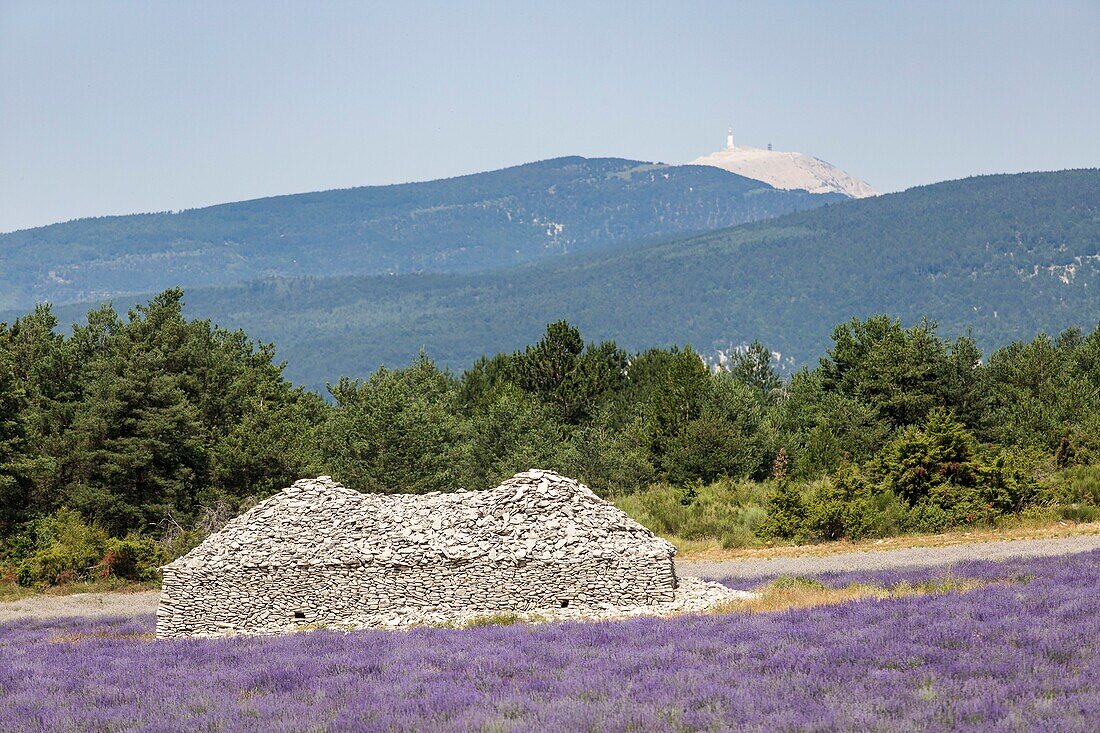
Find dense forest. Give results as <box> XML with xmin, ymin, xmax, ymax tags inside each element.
<box><xmin>3</xmin><ymin>291</ymin><xmax>1099</xmax><ymax>586</ymax></box>
<box><xmin>0</xmin><ymin>157</ymin><xmax>839</xmax><ymax>311</ymax></box>
<box><xmin>25</xmin><ymin>168</ymin><xmax>1095</xmax><ymax>391</ymax></box>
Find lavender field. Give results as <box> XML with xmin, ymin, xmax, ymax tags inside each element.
<box><xmin>4</xmin><ymin>553</ymin><xmax>1100</xmax><ymax>732</ymax></box>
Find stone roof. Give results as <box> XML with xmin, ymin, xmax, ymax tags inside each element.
<box><xmin>166</xmin><ymin>470</ymin><xmax>675</xmax><ymax>571</ymax></box>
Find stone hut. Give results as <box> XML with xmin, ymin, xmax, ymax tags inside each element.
<box><xmin>156</xmin><ymin>470</ymin><xmax>678</xmax><ymax>638</ymax></box>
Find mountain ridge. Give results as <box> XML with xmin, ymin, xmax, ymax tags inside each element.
<box><xmin>0</xmin><ymin>156</ymin><xmax>843</xmax><ymax>311</ymax></box>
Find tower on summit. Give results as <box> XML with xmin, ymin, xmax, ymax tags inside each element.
<box><xmin>726</xmin><ymin>127</ymin><xmax>734</xmax><ymax>150</ymax></box>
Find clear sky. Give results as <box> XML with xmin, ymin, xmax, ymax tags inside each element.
<box><xmin>1</xmin><ymin>0</ymin><xmax>1097</xmax><ymax>233</ymax></box>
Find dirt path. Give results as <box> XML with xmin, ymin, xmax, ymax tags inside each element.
<box><xmin>673</xmin><ymin>521</ymin><xmax>1100</xmax><ymax>561</ymax></box>
<box><xmin>676</xmin><ymin>535</ymin><xmax>1100</xmax><ymax>581</ymax></box>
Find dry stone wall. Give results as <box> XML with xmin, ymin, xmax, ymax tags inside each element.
<box><xmin>159</xmin><ymin>558</ymin><xmax>677</xmax><ymax>637</ymax></box>
<box><xmin>157</xmin><ymin>470</ymin><xmax>688</xmax><ymax>638</ymax></box>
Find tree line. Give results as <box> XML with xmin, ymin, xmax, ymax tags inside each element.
<box><xmin>2</xmin><ymin>289</ymin><xmax>1099</xmax><ymax>584</ymax></box>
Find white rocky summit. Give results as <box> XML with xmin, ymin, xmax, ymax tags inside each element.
<box><xmin>156</xmin><ymin>470</ymin><xmax>747</xmax><ymax>638</ymax></box>
<box><xmin>691</xmin><ymin>128</ymin><xmax>878</xmax><ymax>199</ymax></box>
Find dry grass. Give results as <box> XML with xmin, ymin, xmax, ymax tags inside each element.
<box><xmin>461</xmin><ymin>612</ymin><xmax>526</xmax><ymax>628</ymax></box>
<box><xmin>674</xmin><ymin>519</ymin><xmax>1100</xmax><ymax>561</ymax></box>
<box><xmin>710</xmin><ymin>576</ymin><xmax>996</xmax><ymax>615</ymax></box>
<box><xmin>0</xmin><ymin>578</ymin><xmax>160</xmax><ymax>604</ymax></box>
<box><xmin>47</xmin><ymin>630</ymin><xmax>155</xmax><ymax>644</ymax></box>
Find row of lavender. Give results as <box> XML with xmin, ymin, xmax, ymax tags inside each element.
<box><xmin>3</xmin><ymin>551</ymin><xmax>1099</xmax><ymax>732</ymax></box>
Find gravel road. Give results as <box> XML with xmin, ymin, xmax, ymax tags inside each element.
<box><xmin>5</xmin><ymin>535</ymin><xmax>1100</xmax><ymax>622</ymax></box>
<box><xmin>676</xmin><ymin>535</ymin><xmax>1100</xmax><ymax>581</ymax></box>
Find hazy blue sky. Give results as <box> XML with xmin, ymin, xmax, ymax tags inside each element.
<box><xmin>2</xmin><ymin>0</ymin><xmax>1097</xmax><ymax>232</ymax></box>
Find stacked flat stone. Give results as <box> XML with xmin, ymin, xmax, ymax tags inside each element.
<box><xmin>156</xmin><ymin>470</ymin><xmax>744</xmax><ymax>639</ymax></box>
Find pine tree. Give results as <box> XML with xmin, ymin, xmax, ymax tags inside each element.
<box><xmin>511</xmin><ymin>321</ymin><xmax>626</xmax><ymax>424</ymax></box>
<box><xmin>63</xmin><ymin>299</ymin><xmax>208</xmax><ymax>536</ymax></box>
<box><xmin>68</xmin><ymin>348</ymin><xmax>205</xmax><ymax>534</ymax></box>
<box><xmin>319</xmin><ymin>355</ymin><xmax>464</xmax><ymax>494</ymax></box>
<box><xmin>0</xmin><ymin>347</ymin><xmax>33</xmax><ymax>530</ymax></box>
<box><xmin>727</xmin><ymin>340</ymin><xmax>782</xmax><ymax>401</ymax></box>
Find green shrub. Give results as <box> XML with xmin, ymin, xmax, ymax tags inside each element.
<box><xmin>160</xmin><ymin>527</ymin><xmax>208</xmax><ymax>560</ymax></box>
<box><xmin>18</xmin><ymin>540</ymin><xmax>104</xmax><ymax>586</ymax></box>
<box><xmin>868</xmin><ymin>409</ymin><xmax>981</xmax><ymax>504</ymax></box>
<box><xmin>14</xmin><ymin>509</ymin><xmax>108</xmax><ymax>586</ymax></box>
<box><xmin>771</xmin><ymin>576</ymin><xmax>826</xmax><ymax>591</ymax></box>
<box><xmin>858</xmin><ymin>490</ymin><xmax>911</xmax><ymax>538</ymax></box>
<box><xmin>101</xmin><ymin>536</ymin><xmax>169</xmax><ymax>581</ymax></box>
<box><xmin>978</xmin><ymin>451</ymin><xmax>1042</xmax><ymax>514</ymax></box>
<box><xmin>923</xmin><ymin>482</ymin><xmax>992</xmax><ymax>525</ymax></box>
<box><xmin>756</xmin><ymin>415</ymin><xmax>1047</xmax><ymax>544</ymax></box>
<box><xmin>5</xmin><ymin>509</ymin><xmax>167</xmax><ymax>586</ymax></box>
<box><xmin>1047</xmin><ymin>465</ymin><xmax>1100</xmax><ymax>506</ymax></box>
<box><xmin>802</xmin><ymin>482</ymin><xmax>850</xmax><ymax>542</ymax></box>
<box><xmin>1059</xmin><ymin>504</ymin><xmax>1100</xmax><ymax>522</ymax></box>
<box><xmin>903</xmin><ymin>499</ymin><xmax>952</xmax><ymax>535</ymax></box>
<box><xmin>757</xmin><ymin>481</ymin><xmax>807</xmax><ymax>541</ymax></box>
<box><xmin>628</xmin><ymin>441</ymin><xmax>1091</xmax><ymax>550</ymax></box>
<box><xmin>614</xmin><ymin>478</ymin><xmax>771</xmax><ymax>546</ymax></box>
<box><xmin>720</xmin><ymin>506</ymin><xmax>767</xmax><ymax>548</ymax></box>
<box><xmin>0</xmin><ymin>527</ymin><xmax>37</xmax><ymax>566</ymax></box>
<box><xmin>20</xmin><ymin>548</ymin><xmax>85</xmax><ymax>586</ymax></box>
<box><xmin>800</xmin><ymin>466</ymin><xmax>882</xmax><ymax>542</ymax></box>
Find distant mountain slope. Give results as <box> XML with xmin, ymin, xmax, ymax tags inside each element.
<box><xmin>16</xmin><ymin>169</ymin><xmax>1099</xmax><ymax>391</ymax></box>
<box><xmin>0</xmin><ymin>157</ymin><xmax>842</xmax><ymax>311</ymax></box>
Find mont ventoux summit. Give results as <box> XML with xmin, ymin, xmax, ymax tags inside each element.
<box><xmin>692</xmin><ymin>128</ymin><xmax>878</xmax><ymax>199</ymax></box>
<box><xmin>3</xmin><ymin>131</ymin><xmax>1098</xmax><ymax>391</ymax></box>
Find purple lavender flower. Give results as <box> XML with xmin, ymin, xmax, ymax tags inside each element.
<box><xmin>3</xmin><ymin>551</ymin><xmax>1099</xmax><ymax>731</ymax></box>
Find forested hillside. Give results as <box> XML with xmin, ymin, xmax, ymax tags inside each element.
<box><xmin>4</xmin><ymin>296</ymin><xmax>1100</xmax><ymax>586</ymax></box>
<box><xmin>0</xmin><ymin>157</ymin><xmax>840</xmax><ymax>310</ymax></box>
<box><xmin>46</xmin><ymin>168</ymin><xmax>1092</xmax><ymax>391</ymax></box>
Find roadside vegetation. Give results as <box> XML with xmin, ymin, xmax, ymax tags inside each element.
<box><xmin>3</xmin><ymin>290</ymin><xmax>1100</xmax><ymax>589</ymax></box>
<box><xmin>617</xmin><ymin>466</ymin><xmax>1100</xmax><ymax>556</ymax></box>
